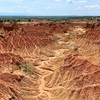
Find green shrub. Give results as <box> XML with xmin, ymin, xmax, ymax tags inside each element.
<box><xmin>52</xmin><ymin>36</ymin><xmax>60</xmax><ymax>41</ymax></box>
<box><xmin>19</xmin><ymin>62</ymin><xmax>36</xmax><ymax>75</ymax></box>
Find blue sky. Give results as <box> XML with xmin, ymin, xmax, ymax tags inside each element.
<box><xmin>0</xmin><ymin>0</ymin><xmax>100</xmax><ymax>16</ymax></box>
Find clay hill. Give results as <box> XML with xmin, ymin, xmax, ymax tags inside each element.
<box><xmin>0</xmin><ymin>21</ymin><xmax>99</xmax><ymax>100</ymax></box>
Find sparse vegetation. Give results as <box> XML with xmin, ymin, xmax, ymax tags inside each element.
<box><xmin>19</xmin><ymin>62</ymin><xmax>37</xmax><ymax>75</ymax></box>
<box><xmin>52</xmin><ymin>36</ymin><xmax>60</xmax><ymax>41</ymax></box>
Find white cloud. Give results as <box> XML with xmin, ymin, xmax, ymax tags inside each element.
<box><xmin>74</xmin><ymin>6</ymin><xmax>84</xmax><ymax>10</ymax></box>
<box><xmin>86</xmin><ymin>5</ymin><xmax>100</xmax><ymax>9</ymax></box>
<box><xmin>66</xmin><ymin>0</ymin><xmax>74</xmax><ymax>4</ymax></box>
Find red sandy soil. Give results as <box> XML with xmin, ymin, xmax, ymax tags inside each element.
<box><xmin>0</xmin><ymin>21</ymin><xmax>99</xmax><ymax>100</ymax></box>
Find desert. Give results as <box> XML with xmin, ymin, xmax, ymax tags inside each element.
<box><xmin>0</xmin><ymin>17</ymin><xmax>100</xmax><ymax>100</ymax></box>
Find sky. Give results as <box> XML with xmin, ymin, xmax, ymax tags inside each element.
<box><xmin>0</xmin><ymin>0</ymin><xmax>100</xmax><ymax>16</ymax></box>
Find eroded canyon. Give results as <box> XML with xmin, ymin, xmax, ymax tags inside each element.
<box><xmin>0</xmin><ymin>21</ymin><xmax>100</xmax><ymax>100</ymax></box>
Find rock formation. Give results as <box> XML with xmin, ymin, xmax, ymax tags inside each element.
<box><xmin>0</xmin><ymin>21</ymin><xmax>99</xmax><ymax>100</ymax></box>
